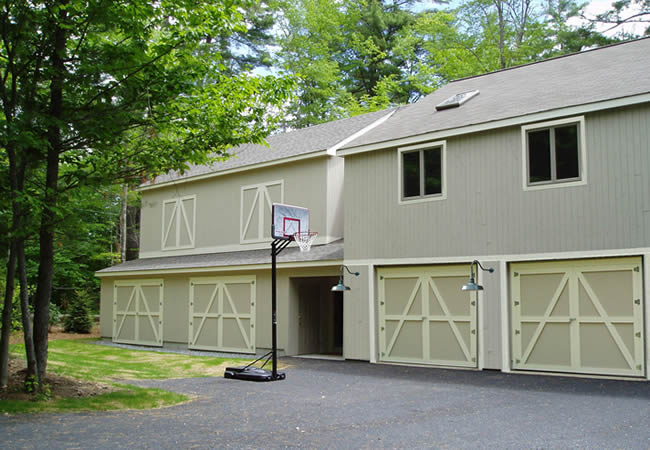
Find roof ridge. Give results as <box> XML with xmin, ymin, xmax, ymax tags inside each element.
<box><xmin>449</xmin><ymin>36</ymin><xmax>650</xmax><ymax>84</ymax></box>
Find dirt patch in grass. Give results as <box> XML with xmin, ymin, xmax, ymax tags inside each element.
<box><xmin>0</xmin><ymin>358</ymin><xmax>115</xmax><ymax>402</ymax></box>
<box><xmin>3</xmin><ymin>324</ymin><xmax>111</xmax><ymax>402</ymax></box>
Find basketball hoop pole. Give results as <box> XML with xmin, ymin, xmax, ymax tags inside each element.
<box><xmin>270</xmin><ymin>237</ymin><xmax>291</xmax><ymax>380</ymax></box>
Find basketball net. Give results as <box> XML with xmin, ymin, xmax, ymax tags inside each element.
<box><xmin>293</xmin><ymin>231</ymin><xmax>318</xmax><ymax>252</ymax></box>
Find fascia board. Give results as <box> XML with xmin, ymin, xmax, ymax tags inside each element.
<box><xmin>337</xmin><ymin>93</ymin><xmax>650</xmax><ymax>157</ymax></box>
<box><xmin>326</xmin><ymin>110</ymin><xmax>397</xmax><ymax>156</ymax></box>
<box><xmin>95</xmin><ymin>259</ymin><xmax>343</xmax><ymax>277</ymax></box>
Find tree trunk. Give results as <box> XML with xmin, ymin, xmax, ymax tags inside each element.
<box><xmin>0</xmin><ymin>247</ymin><xmax>17</xmax><ymax>388</ymax></box>
<box><xmin>17</xmin><ymin>241</ymin><xmax>36</xmax><ymax>381</ymax></box>
<box><xmin>33</xmin><ymin>2</ymin><xmax>67</xmax><ymax>382</ymax></box>
<box><xmin>126</xmin><ymin>204</ymin><xmax>140</xmax><ymax>261</ymax></box>
<box><xmin>121</xmin><ymin>184</ymin><xmax>128</xmax><ymax>262</ymax></box>
<box><xmin>496</xmin><ymin>0</ymin><xmax>507</xmax><ymax>69</ymax></box>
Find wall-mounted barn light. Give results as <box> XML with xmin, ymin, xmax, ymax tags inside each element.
<box><xmin>331</xmin><ymin>265</ymin><xmax>360</xmax><ymax>292</ymax></box>
<box><xmin>461</xmin><ymin>260</ymin><xmax>494</xmax><ymax>291</ymax></box>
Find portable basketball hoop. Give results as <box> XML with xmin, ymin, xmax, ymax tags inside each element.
<box><xmin>225</xmin><ymin>203</ymin><xmax>317</xmax><ymax>383</ymax></box>
<box><xmin>293</xmin><ymin>231</ymin><xmax>318</xmax><ymax>252</ymax></box>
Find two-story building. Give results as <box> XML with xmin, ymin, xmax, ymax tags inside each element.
<box><xmin>97</xmin><ymin>109</ymin><xmax>393</xmax><ymax>359</ymax></box>
<box><xmin>99</xmin><ymin>38</ymin><xmax>650</xmax><ymax>380</ymax></box>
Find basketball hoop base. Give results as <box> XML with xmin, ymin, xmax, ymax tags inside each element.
<box><xmin>224</xmin><ymin>349</ymin><xmax>286</xmax><ymax>382</ymax></box>
<box><xmin>224</xmin><ymin>366</ymin><xmax>286</xmax><ymax>382</ymax></box>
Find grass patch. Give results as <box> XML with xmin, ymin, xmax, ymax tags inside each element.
<box><xmin>12</xmin><ymin>339</ymin><xmax>249</xmax><ymax>381</ymax></box>
<box><xmin>0</xmin><ymin>385</ymin><xmax>189</xmax><ymax>415</ymax></box>
<box><xmin>4</xmin><ymin>339</ymin><xmax>251</xmax><ymax>415</ymax></box>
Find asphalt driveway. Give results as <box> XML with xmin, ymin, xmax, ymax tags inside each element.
<box><xmin>2</xmin><ymin>357</ymin><xmax>649</xmax><ymax>449</ymax></box>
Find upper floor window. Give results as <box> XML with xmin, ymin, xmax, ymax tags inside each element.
<box><xmin>162</xmin><ymin>195</ymin><xmax>196</xmax><ymax>250</ymax></box>
<box><xmin>522</xmin><ymin>116</ymin><xmax>586</xmax><ymax>190</ymax></box>
<box><xmin>398</xmin><ymin>141</ymin><xmax>446</xmax><ymax>204</ymax></box>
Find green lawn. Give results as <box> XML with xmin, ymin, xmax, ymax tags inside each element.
<box><xmin>3</xmin><ymin>339</ymin><xmax>250</xmax><ymax>414</ymax></box>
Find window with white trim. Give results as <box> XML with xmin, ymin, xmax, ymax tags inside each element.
<box><xmin>523</xmin><ymin>117</ymin><xmax>585</xmax><ymax>189</ymax></box>
<box><xmin>161</xmin><ymin>195</ymin><xmax>196</xmax><ymax>250</ymax></box>
<box><xmin>398</xmin><ymin>142</ymin><xmax>446</xmax><ymax>203</ymax></box>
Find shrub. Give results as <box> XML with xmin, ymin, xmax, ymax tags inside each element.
<box><xmin>11</xmin><ymin>295</ymin><xmax>22</xmax><ymax>331</ymax></box>
<box><xmin>49</xmin><ymin>303</ymin><xmax>63</xmax><ymax>331</ymax></box>
<box><xmin>64</xmin><ymin>291</ymin><xmax>93</xmax><ymax>334</ymax></box>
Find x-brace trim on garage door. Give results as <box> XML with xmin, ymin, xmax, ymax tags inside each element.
<box><xmin>384</xmin><ymin>278</ymin><xmax>472</xmax><ymax>363</ymax></box>
<box><xmin>378</xmin><ymin>266</ymin><xmax>477</xmax><ymax>368</ymax></box>
<box><xmin>189</xmin><ymin>276</ymin><xmax>256</xmax><ymax>353</ymax></box>
<box><xmin>511</xmin><ymin>258</ymin><xmax>644</xmax><ymax>377</ymax></box>
<box><xmin>113</xmin><ymin>280</ymin><xmax>163</xmax><ymax>346</ymax></box>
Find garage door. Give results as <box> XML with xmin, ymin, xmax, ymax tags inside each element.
<box><xmin>113</xmin><ymin>280</ymin><xmax>163</xmax><ymax>346</ymax></box>
<box><xmin>378</xmin><ymin>266</ymin><xmax>477</xmax><ymax>367</ymax></box>
<box><xmin>511</xmin><ymin>257</ymin><xmax>644</xmax><ymax>377</ymax></box>
<box><xmin>189</xmin><ymin>276</ymin><xmax>256</xmax><ymax>353</ymax></box>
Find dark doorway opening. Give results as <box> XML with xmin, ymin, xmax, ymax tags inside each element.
<box><xmin>294</xmin><ymin>277</ymin><xmax>343</xmax><ymax>357</ymax></box>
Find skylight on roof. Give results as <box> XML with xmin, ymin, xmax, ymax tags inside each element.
<box><xmin>435</xmin><ymin>90</ymin><xmax>480</xmax><ymax>111</ymax></box>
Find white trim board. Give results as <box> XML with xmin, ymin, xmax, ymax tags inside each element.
<box><xmin>643</xmin><ymin>253</ymin><xmax>650</xmax><ymax>380</ymax></box>
<box><xmin>397</xmin><ymin>141</ymin><xmax>447</xmax><ymax>205</ymax></box>
<box><xmin>96</xmin><ymin>259</ymin><xmax>344</xmax><ymax>277</ymax></box>
<box><xmin>337</xmin><ymin>93</ymin><xmax>650</xmax><ymax>157</ymax></box>
<box><xmin>343</xmin><ymin>246</ymin><xmax>650</xmax><ymax>267</ymax></box>
<box><xmin>240</xmin><ymin>179</ymin><xmax>284</xmax><ymax>244</ymax></box>
<box><xmin>327</xmin><ymin>110</ymin><xmax>397</xmax><ymax>156</ymax></box>
<box><xmin>140</xmin><ymin>234</ymin><xmax>341</xmax><ymax>258</ymax></box>
<box><xmin>161</xmin><ymin>195</ymin><xmax>197</xmax><ymax>251</ymax></box>
<box><xmin>521</xmin><ymin>116</ymin><xmax>587</xmax><ymax>192</ymax></box>
<box><xmin>368</xmin><ymin>263</ymin><xmax>376</xmax><ymax>363</ymax></box>
<box><xmin>499</xmin><ymin>260</ymin><xmax>511</xmax><ymax>373</ymax></box>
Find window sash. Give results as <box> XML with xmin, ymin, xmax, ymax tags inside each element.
<box><xmin>527</xmin><ymin>123</ymin><xmax>581</xmax><ymax>186</ymax></box>
<box><xmin>402</xmin><ymin>147</ymin><xmax>443</xmax><ymax>200</ymax></box>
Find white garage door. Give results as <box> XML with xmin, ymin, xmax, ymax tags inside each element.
<box><xmin>511</xmin><ymin>257</ymin><xmax>645</xmax><ymax>377</ymax></box>
<box><xmin>113</xmin><ymin>280</ymin><xmax>163</xmax><ymax>346</ymax></box>
<box><xmin>378</xmin><ymin>266</ymin><xmax>477</xmax><ymax>367</ymax></box>
<box><xmin>189</xmin><ymin>276</ymin><xmax>256</xmax><ymax>353</ymax></box>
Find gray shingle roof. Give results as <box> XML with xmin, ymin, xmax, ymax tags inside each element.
<box><xmin>343</xmin><ymin>38</ymin><xmax>650</xmax><ymax>151</ymax></box>
<box><xmin>148</xmin><ymin>109</ymin><xmax>393</xmax><ymax>186</ymax></box>
<box><xmin>97</xmin><ymin>239</ymin><xmax>344</xmax><ymax>274</ymax></box>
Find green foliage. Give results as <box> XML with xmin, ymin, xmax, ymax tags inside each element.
<box><xmin>275</xmin><ymin>0</ymin><xmax>622</xmax><ymax>128</ymax></box>
<box><xmin>64</xmin><ymin>291</ymin><xmax>93</xmax><ymax>334</ymax></box>
<box><xmin>590</xmin><ymin>0</ymin><xmax>650</xmax><ymax>36</ymax></box>
<box><xmin>49</xmin><ymin>303</ymin><xmax>63</xmax><ymax>329</ymax></box>
<box><xmin>0</xmin><ymin>0</ymin><xmax>297</xmax><ymax>310</ymax></box>
<box><xmin>18</xmin><ymin>184</ymin><xmax>122</xmax><ymax>312</ymax></box>
<box><xmin>10</xmin><ymin>295</ymin><xmax>22</xmax><ymax>331</ymax></box>
<box><xmin>0</xmin><ymin>385</ymin><xmax>188</xmax><ymax>415</ymax></box>
<box><xmin>24</xmin><ymin>375</ymin><xmax>52</xmax><ymax>401</ymax></box>
<box><xmin>3</xmin><ymin>339</ymin><xmax>250</xmax><ymax>414</ymax></box>
<box><xmin>276</xmin><ymin>0</ymin><xmax>428</xmax><ymax>127</ymax></box>
<box><xmin>29</xmin><ymin>339</ymin><xmax>250</xmax><ymax>381</ymax></box>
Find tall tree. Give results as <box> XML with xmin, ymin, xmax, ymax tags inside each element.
<box><xmin>214</xmin><ymin>0</ymin><xmax>278</xmax><ymax>75</ymax></box>
<box><xmin>276</xmin><ymin>0</ymin><xmax>427</xmax><ymax>127</ymax></box>
<box><xmin>545</xmin><ymin>0</ymin><xmax>619</xmax><ymax>56</ymax></box>
<box><xmin>0</xmin><ymin>0</ymin><xmax>295</xmax><ymax>385</ymax></box>
<box><xmin>276</xmin><ymin>0</ymin><xmax>351</xmax><ymax>127</ymax></box>
<box><xmin>589</xmin><ymin>0</ymin><xmax>650</xmax><ymax>35</ymax></box>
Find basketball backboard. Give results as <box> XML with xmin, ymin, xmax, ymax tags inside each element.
<box><xmin>272</xmin><ymin>203</ymin><xmax>310</xmax><ymax>240</ymax></box>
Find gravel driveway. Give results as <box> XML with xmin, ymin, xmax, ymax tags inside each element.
<box><xmin>2</xmin><ymin>357</ymin><xmax>649</xmax><ymax>449</ymax></box>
